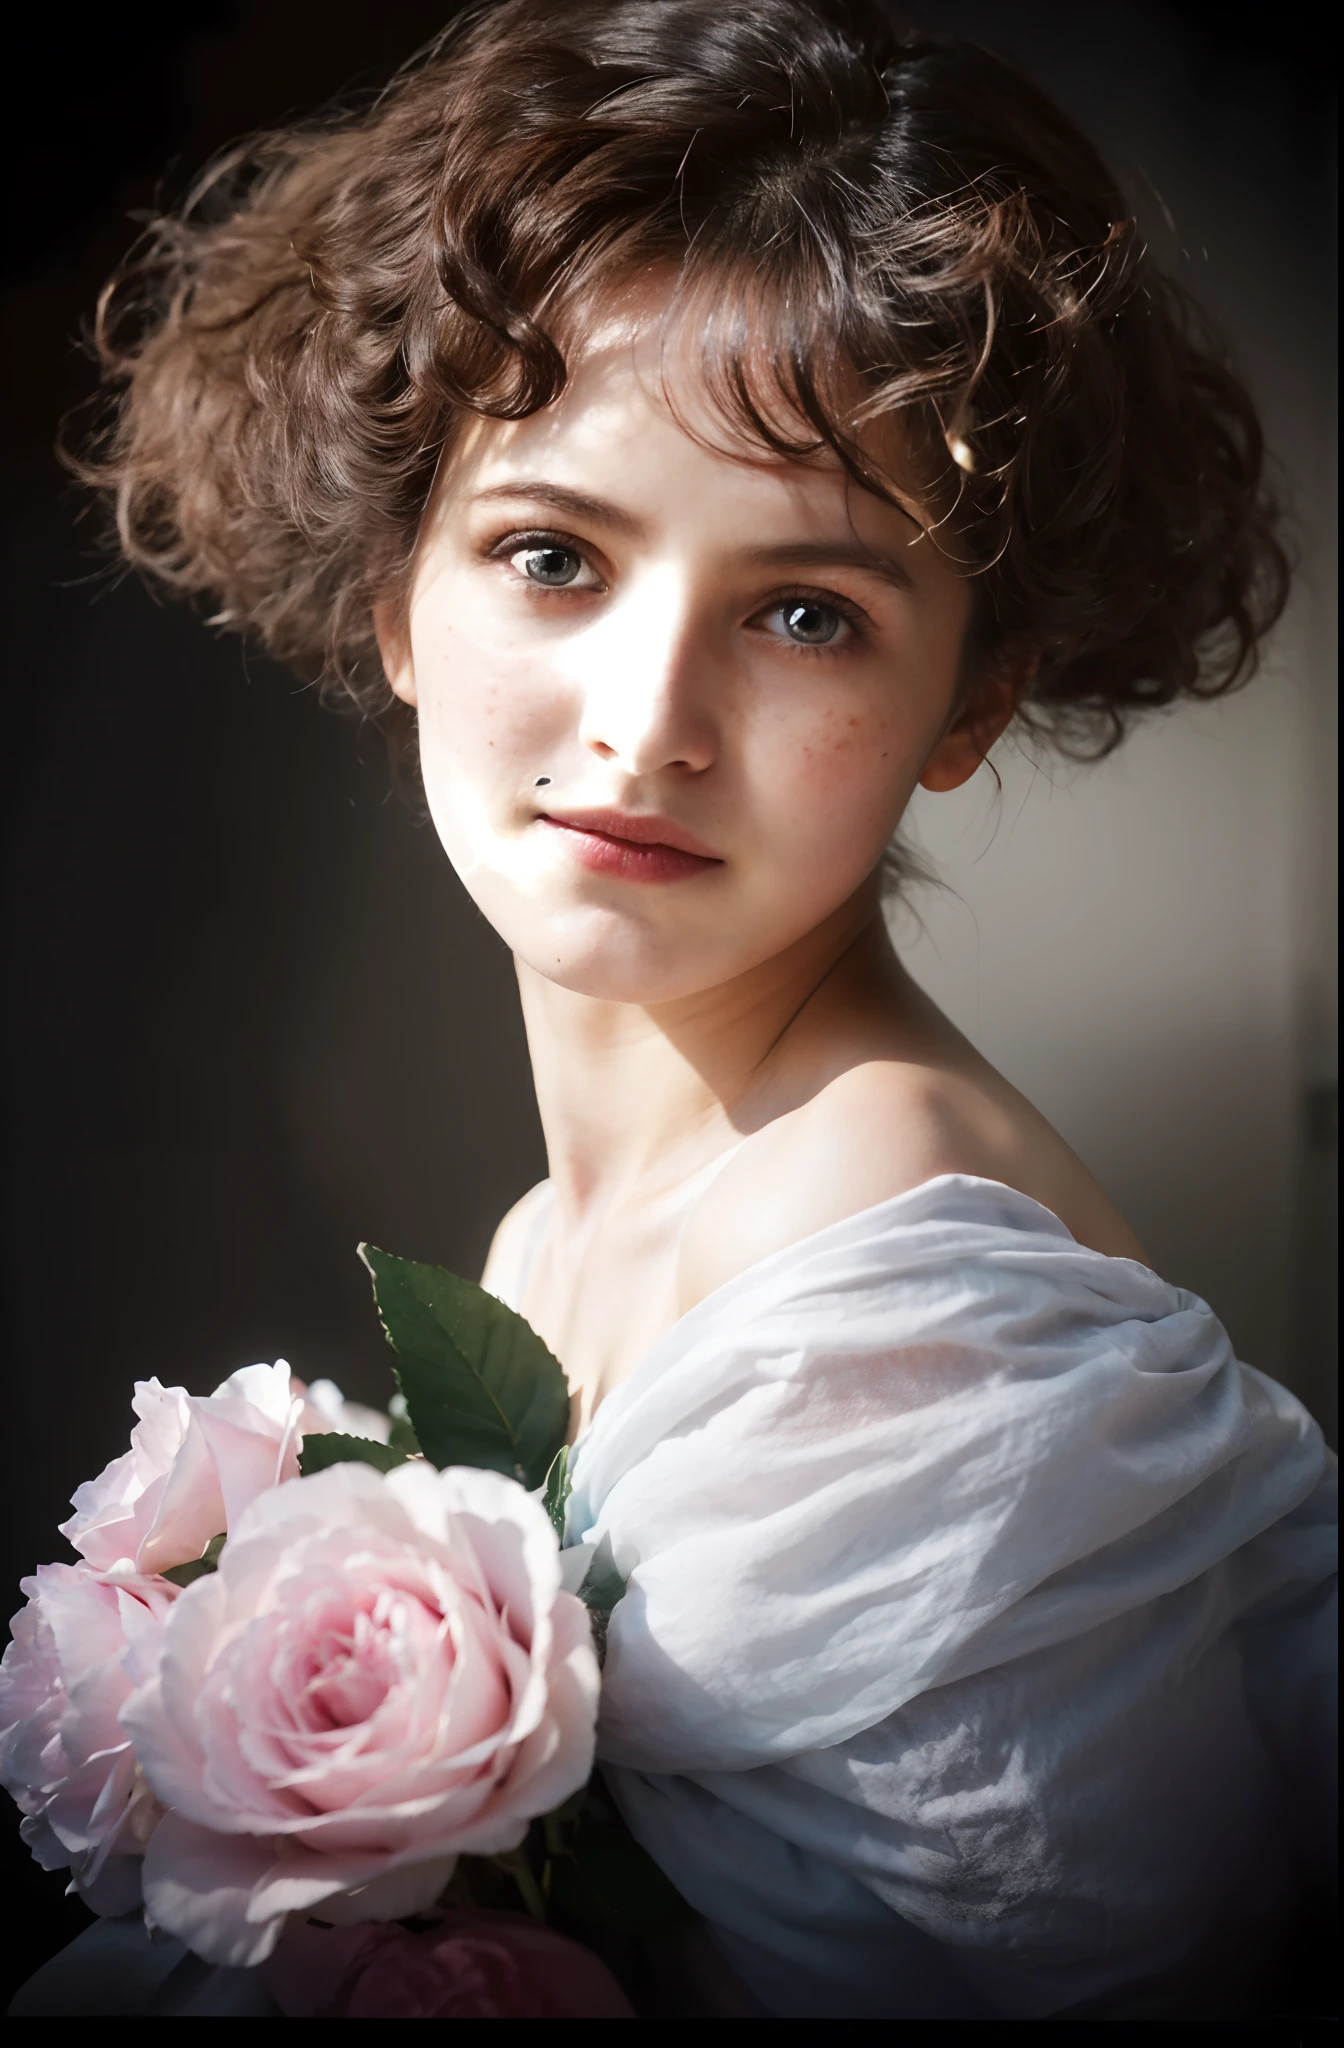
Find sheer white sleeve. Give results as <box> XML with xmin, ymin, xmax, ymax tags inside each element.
<box><xmin>564</xmin><ymin>1177</ymin><xmax>1336</xmax><ymax>2017</ymax></box>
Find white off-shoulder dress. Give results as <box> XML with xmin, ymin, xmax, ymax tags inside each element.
<box><xmin>12</xmin><ymin>1174</ymin><xmax>1334</xmax><ymax>2019</ymax></box>
<box><xmin>501</xmin><ymin>1174</ymin><xmax>1337</xmax><ymax>2020</ymax></box>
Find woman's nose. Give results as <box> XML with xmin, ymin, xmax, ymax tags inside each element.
<box><xmin>573</xmin><ymin>569</ymin><xmax>718</xmax><ymax>776</ymax></box>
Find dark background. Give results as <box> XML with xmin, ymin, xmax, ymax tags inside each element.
<box><xmin>1</xmin><ymin>0</ymin><xmax>1336</xmax><ymax>2011</ymax></box>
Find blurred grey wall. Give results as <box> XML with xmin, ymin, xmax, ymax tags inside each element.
<box><xmin>890</xmin><ymin>1</ymin><xmax>1337</xmax><ymax>1439</ymax></box>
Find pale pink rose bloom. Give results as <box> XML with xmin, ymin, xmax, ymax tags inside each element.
<box><xmin>0</xmin><ymin>1561</ymin><xmax>177</xmax><ymax>1913</ymax></box>
<box><xmin>123</xmin><ymin>1461</ymin><xmax>601</xmax><ymax>1968</ymax></box>
<box><xmin>296</xmin><ymin>1377</ymin><xmax>394</xmax><ymax>1445</ymax></box>
<box><xmin>59</xmin><ymin>1362</ymin><xmax>309</xmax><ymax>1576</ymax></box>
<box><xmin>264</xmin><ymin>1913</ymin><xmax>635</xmax><ymax>2017</ymax></box>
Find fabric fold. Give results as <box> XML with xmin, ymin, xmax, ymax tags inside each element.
<box><xmin>561</xmin><ymin>1177</ymin><xmax>1330</xmax><ymax>1775</ymax></box>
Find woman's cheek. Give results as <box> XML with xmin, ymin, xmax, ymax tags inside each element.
<box><xmin>416</xmin><ymin>623</ymin><xmax>550</xmax><ymax>803</ymax></box>
<box><xmin>768</xmin><ymin>699</ymin><xmax>914</xmax><ymax>874</ymax></box>
<box><xmin>413</xmin><ymin>655</ymin><xmax>514</xmax><ymax>886</ymax></box>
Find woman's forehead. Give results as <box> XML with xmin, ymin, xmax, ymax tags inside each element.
<box><xmin>449</xmin><ymin>410</ymin><xmax>929</xmax><ymax>564</ymax></box>
<box><xmin>446</xmin><ymin>288</ymin><xmax>929</xmax><ymax>537</ymax></box>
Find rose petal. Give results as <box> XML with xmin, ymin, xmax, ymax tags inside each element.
<box><xmin>142</xmin><ymin>1812</ymin><xmax>284</xmax><ymax>1968</ymax></box>
<box><xmin>126</xmin><ymin>1463</ymin><xmax>600</xmax><ymax>1960</ymax></box>
<box><xmin>1</xmin><ymin>1560</ymin><xmax>174</xmax><ymax>1909</ymax></box>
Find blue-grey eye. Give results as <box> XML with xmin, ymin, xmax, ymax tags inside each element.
<box><xmin>781</xmin><ymin>600</ymin><xmax>841</xmax><ymax>645</ymax></box>
<box><xmin>519</xmin><ymin>545</ymin><xmax>580</xmax><ymax>586</ymax></box>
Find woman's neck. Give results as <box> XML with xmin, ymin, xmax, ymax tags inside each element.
<box><xmin>515</xmin><ymin>882</ymin><xmax>904</xmax><ymax>1216</ymax></box>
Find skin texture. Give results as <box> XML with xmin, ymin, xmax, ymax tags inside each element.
<box><xmin>377</xmin><ymin>289</ymin><xmax>1143</xmax><ymax>1436</ymax></box>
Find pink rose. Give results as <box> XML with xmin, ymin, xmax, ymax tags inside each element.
<box><xmin>122</xmin><ymin>1461</ymin><xmax>600</xmax><ymax>1967</ymax></box>
<box><xmin>61</xmin><ymin>1362</ymin><xmax>316</xmax><ymax>1576</ymax></box>
<box><xmin>0</xmin><ymin>1561</ymin><xmax>176</xmax><ymax>1913</ymax></box>
<box><xmin>297</xmin><ymin>1378</ymin><xmax>393</xmax><ymax>1445</ymax></box>
<box><xmin>263</xmin><ymin>1914</ymin><xmax>635</xmax><ymax>2017</ymax></box>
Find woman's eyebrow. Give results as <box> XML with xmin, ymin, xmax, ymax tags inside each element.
<box><xmin>735</xmin><ymin>539</ymin><xmax>915</xmax><ymax>591</ymax></box>
<box><xmin>467</xmin><ymin>483</ymin><xmax>915</xmax><ymax>589</ymax></box>
<box><xmin>467</xmin><ymin>479</ymin><xmax>645</xmax><ymax>535</ymax></box>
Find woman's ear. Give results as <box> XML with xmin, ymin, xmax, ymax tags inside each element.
<box><xmin>373</xmin><ymin>598</ymin><xmax>417</xmax><ymax>708</ymax></box>
<box><xmin>918</xmin><ymin>655</ymin><xmax>1033</xmax><ymax>794</ymax></box>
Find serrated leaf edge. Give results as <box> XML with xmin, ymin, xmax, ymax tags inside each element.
<box><xmin>360</xmin><ymin>1241</ymin><xmax>566</xmax><ymax>1484</ymax></box>
<box><xmin>543</xmin><ymin>1444</ymin><xmax>571</xmax><ymax>1539</ymax></box>
<box><xmin>298</xmin><ymin>1431</ymin><xmax>410</xmax><ymax>1477</ymax></box>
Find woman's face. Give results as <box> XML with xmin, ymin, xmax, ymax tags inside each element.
<box><xmin>381</xmin><ymin>300</ymin><xmax>986</xmax><ymax>1005</ymax></box>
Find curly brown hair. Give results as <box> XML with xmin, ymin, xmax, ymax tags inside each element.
<box><xmin>76</xmin><ymin>0</ymin><xmax>1289</xmax><ymax>767</ymax></box>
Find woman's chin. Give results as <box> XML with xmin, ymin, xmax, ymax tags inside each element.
<box><xmin>514</xmin><ymin>935</ymin><xmax>737</xmax><ymax>1006</ymax></box>
<box><xmin>465</xmin><ymin>865</ymin><xmax>859</xmax><ymax>1007</ymax></box>
<box><xmin>498</xmin><ymin>899</ymin><xmax>761</xmax><ymax>1005</ymax></box>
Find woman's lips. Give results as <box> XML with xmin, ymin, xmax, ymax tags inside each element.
<box><xmin>538</xmin><ymin>810</ymin><xmax>723</xmax><ymax>884</ymax></box>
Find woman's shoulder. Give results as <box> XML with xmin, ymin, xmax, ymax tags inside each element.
<box><xmin>678</xmin><ymin>1053</ymin><xmax>1143</xmax><ymax>1318</ymax></box>
<box><xmin>479</xmin><ymin>1178</ymin><xmax>553</xmax><ymax>1308</ymax></box>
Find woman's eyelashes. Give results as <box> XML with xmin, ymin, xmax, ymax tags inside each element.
<box><xmin>485</xmin><ymin>530</ymin><xmax>872</xmax><ymax>654</ymax></box>
<box><xmin>495</xmin><ymin>532</ymin><xmax>605</xmax><ymax>592</ymax></box>
<box><xmin>749</xmin><ymin>591</ymin><xmax>868</xmax><ymax>654</ymax></box>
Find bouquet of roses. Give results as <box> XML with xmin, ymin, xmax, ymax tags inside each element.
<box><xmin>0</xmin><ymin>1245</ymin><xmax>686</xmax><ymax>2017</ymax></box>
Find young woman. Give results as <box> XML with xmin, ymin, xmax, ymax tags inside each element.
<box><xmin>63</xmin><ymin>0</ymin><xmax>1336</xmax><ymax>2018</ymax></box>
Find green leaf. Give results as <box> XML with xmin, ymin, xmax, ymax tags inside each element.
<box><xmin>575</xmin><ymin>1536</ymin><xmax>626</xmax><ymax>1668</ymax></box>
<box><xmin>577</xmin><ymin>1540</ymin><xmax>626</xmax><ymax>1624</ymax></box>
<box><xmin>298</xmin><ymin>1432</ymin><xmax>410</xmax><ymax>1477</ymax></box>
<box><xmin>550</xmin><ymin>1825</ymin><xmax>692</xmax><ymax>1937</ymax></box>
<box><xmin>541</xmin><ymin>1784</ymin><xmax>589</xmax><ymax>1844</ymax></box>
<box><xmin>161</xmin><ymin>1531</ymin><xmax>226</xmax><ymax>1589</ymax></box>
<box><xmin>359</xmin><ymin>1244</ymin><xmax>570</xmax><ymax>1489</ymax></box>
<box><xmin>387</xmin><ymin>1392</ymin><xmax>422</xmax><ymax>1457</ymax></box>
<box><xmin>543</xmin><ymin>1444</ymin><xmax>571</xmax><ymax>1539</ymax></box>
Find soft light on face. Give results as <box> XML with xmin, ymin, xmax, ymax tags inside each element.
<box><xmin>379</xmin><ymin>296</ymin><xmax>985</xmax><ymax>1005</ymax></box>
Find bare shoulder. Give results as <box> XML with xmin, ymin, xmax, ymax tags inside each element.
<box><xmin>678</xmin><ymin>1054</ymin><xmax>1144</xmax><ymax>1314</ymax></box>
<box><xmin>479</xmin><ymin>1179</ymin><xmax>552</xmax><ymax>1298</ymax></box>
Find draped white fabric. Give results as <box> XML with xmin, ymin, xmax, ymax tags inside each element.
<box><xmin>539</xmin><ymin>1176</ymin><xmax>1336</xmax><ymax>2018</ymax></box>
